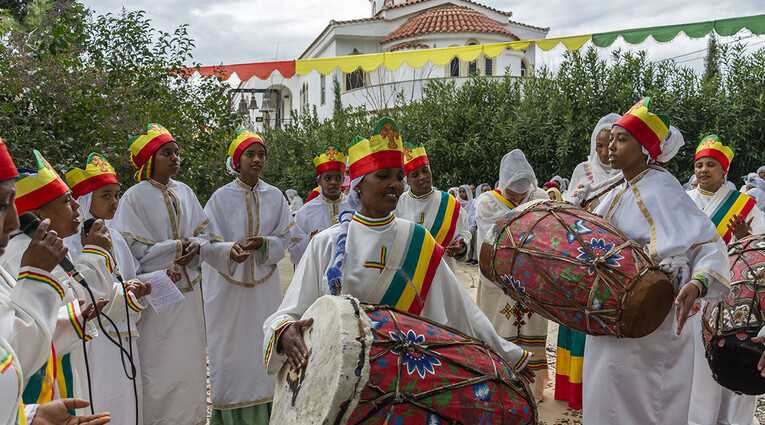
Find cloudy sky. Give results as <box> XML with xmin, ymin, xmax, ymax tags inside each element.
<box><xmin>79</xmin><ymin>0</ymin><xmax>765</xmax><ymax>71</ymax></box>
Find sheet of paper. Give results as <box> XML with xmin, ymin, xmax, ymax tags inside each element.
<box><xmin>144</xmin><ymin>272</ymin><xmax>185</xmax><ymax>314</ymax></box>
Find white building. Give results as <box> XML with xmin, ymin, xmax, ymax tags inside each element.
<box><xmin>232</xmin><ymin>0</ymin><xmax>548</xmax><ymax>129</ymax></box>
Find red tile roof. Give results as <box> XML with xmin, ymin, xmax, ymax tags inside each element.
<box><xmin>508</xmin><ymin>19</ymin><xmax>550</xmax><ymax>32</ymax></box>
<box><xmin>389</xmin><ymin>41</ymin><xmax>431</xmax><ymax>51</ymax></box>
<box><xmin>333</xmin><ymin>16</ymin><xmax>384</xmax><ymax>25</ymax></box>
<box><xmin>381</xmin><ymin>0</ymin><xmax>511</xmax><ymax>17</ymax></box>
<box><xmin>381</xmin><ymin>5</ymin><xmax>520</xmax><ymax>44</ymax></box>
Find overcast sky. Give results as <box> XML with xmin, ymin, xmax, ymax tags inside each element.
<box><xmin>79</xmin><ymin>0</ymin><xmax>765</xmax><ymax>71</ymax></box>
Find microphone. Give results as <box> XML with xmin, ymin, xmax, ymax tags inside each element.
<box><xmin>83</xmin><ymin>218</ymin><xmax>96</xmax><ymax>235</ymax></box>
<box><xmin>19</xmin><ymin>212</ymin><xmax>76</xmax><ymax>273</ymax></box>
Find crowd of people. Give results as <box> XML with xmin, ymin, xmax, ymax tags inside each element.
<box><xmin>2</xmin><ymin>95</ymin><xmax>764</xmax><ymax>425</ymax></box>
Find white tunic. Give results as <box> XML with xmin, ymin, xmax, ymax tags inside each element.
<box><xmin>111</xmin><ymin>178</ymin><xmax>211</xmax><ymax>425</ymax></box>
<box><xmin>263</xmin><ymin>212</ymin><xmax>530</xmax><ymax>375</ymax></box>
<box><xmin>65</xmin><ymin>228</ymin><xmax>145</xmax><ymax>425</ymax></box>
<box><xmin>0</xmin><ymin>265</ymin><xmax>63</xmax><ymax>425</ymax></box>
<box><xmin>583</xmin><ymin>168</ymin><xmax>731</xmax><ymax>425</ymax></box>
<box><xmin>686</xmin><ymin>187</ymin><xmax>763</xmax><ymax>425</ymax></box>
<box><xmin>202</xmin><ymin>178</ymin><xmax>294</xmax><ymax>410</ymax></box>
<box><xmin>288</xmin><ymin>193</ymin><xmax>352</xmax><ymax>266</ymax></box>
<box><xmin>395</xmin><ymin>189</ymin><xmax>471</xmax><ymax>271</ymax></box>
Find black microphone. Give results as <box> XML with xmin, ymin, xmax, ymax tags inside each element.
<box><xmin>19</xmin><ymin>212</ymin><xmax>76</xmax><ymax>273</ymax></box>
<box><xmin>83</xmin><ymin>218</ymin><xmax>96</xmax><ymax>235</ymax></box>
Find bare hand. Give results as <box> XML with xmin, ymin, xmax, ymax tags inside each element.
<box><xmin>126</xmin><ymin>280</ymin><xmax>151</xmax><ymax>298</ymax></box>
<box><xmin>675</xmin><ymin>283</ymin><xmax>700</xmax><ymax>335</ymax></box>
<box><xmin>32</xmin><ymin>398</ymin><xmax>111</xmax><ymax>424</ymax></box>
<box><xmin>165</xmin><ymin>269</ymin><xmax>181</xmax><ymax>283</ymax></box>
<box><xmin>80</xmin><ymin>298</ymin><xmax>109</xmax><ymax>323</ymax></box>
<box><xmin>238</xmin><ymin>236</ymin><xmax>264</xmax><ymax>251</ymax></box>
<box><xmin>444</xmin><ymin>238</ymin><xmax>467</xmax><ymax>258</ymax></box>
<box><xmin>81</xmin><ymin>220</ymin><xmax>112</xmax><ymax>252</ymax></box>
<box><xmin>174</xmin><ymin>241</ymin><xmax>200</xmax><ymax>266</ymax></box>
<box><xmin>308</xmin><ymin>229</ymin><xmax>320</xmax><ymax>240</ymax></box>
<box><xmin>728</xmin><ymin>214</ymin><xmax>753</xmax><ymax>240</ymax></box>
<box><xmin>752</xmin><ymin>336</ymin><xmax>765</xmax><ymax>377</ymax></box>
<box><xmin>519</xmin><ymin>366</ymin><xmax>536</xmax><ymax>384</ymax></box>
<box><xmin>230</xmin><ymin>243</ymin><xmax>250</xmax><ymax>263</ymax></box>
<box><xmin>21</xmin><ymin>218</ymin><xmax>68</xmax><ymax>272</ymax></box>
<box><xmin>277</xmin><ymin>318</ymin><xmax>314</xmax><ymax>371</ymax></box>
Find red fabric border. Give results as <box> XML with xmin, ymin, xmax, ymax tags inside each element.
<box><xmin>404</xmin><ymin>156</ymin><xmax>429</xmax><ymax>175</ymax></box>
<box><xmin>70</xmin><ymin>174</ymin><xmax>119</xmax><ymax>199</ymax></box>
<box><xmin>695</xmin><ymin>148</ymin><xmax>731</xmax><ymax>172</ymax></box>
<box><xmin>315</xmin><ymin>161</ymin><xmax>346</xmax><ymax>176</ymax></box>
<box><xmin>16</xmin><ymin>178</ymin><xmax>70</xmax><ymax>214</ymax></box>
<box><xmin>195</xmin><ymin>61</ymin><xmax>297</xmax><ymax>81</ymax></box>
<box><xmin>134</xmin><ymin>134</ymin><xmax>175</xmax><ymax>167</ymax></box>
<box><xmin>614</xmin><ymin>115</ymin><xmax>661</xmax><ymax>160</ymax></box>
<box><xmin>350</xmin><ymin>151</ymin><xmax>404</xmax><ymax>180</ymax></box>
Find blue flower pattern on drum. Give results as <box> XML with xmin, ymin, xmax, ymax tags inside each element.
<box><xmin>369</xmin><ymin>312</ymin><xmax>390</xmax><ymax>340</ymax></box>
<box><xmin>566</xmin><ymin>219</ymin><xmax>594</xmax><ymax>243</ymax></box>
<box><xmin>576</xmin><ymin>238</ymin><xmax>624</xmax><ymax>275</ymax></box>
<box><xmin>389</xmin><ymin>329</ymin><xmax>441</xmax><ymax>378</ymax></box>
<box><xmin>426</xmin><ymin>414</ymin><xmax>442</xmax><ymax>425</ymax></box>
<box><xmin>501</xmin><ymin>275</ymin><xmax>525</xmax><ymax>295</ymax></box>
<box><xmin>473</xmin><ymin>382</ymin><xmax>491</xmax><ymax>401</ymax></box>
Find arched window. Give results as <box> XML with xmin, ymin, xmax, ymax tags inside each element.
<box><xmin>520</xmin><ymin>58</ymin><xmax>529</xmax><ymax>77</ymax></box>
<box><xmin>467</xmin><ymin>41</ymin><xmax>478</xmax><ymax>75</ymax></box>
<box><xmin>449</xmin><ymin>57</ymin><xmax>460</xmax><ymax>77</ymax></box>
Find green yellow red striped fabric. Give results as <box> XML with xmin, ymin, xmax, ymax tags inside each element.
<box><xmin>491</xmin><ymin>189</ymin><xmax>517</xmax><ymax>209</ymax></box>
<box><xmin>313</xmin><ymin>144</ymin><xmax>346</xmax><ymax>176</ymax></box>
<box><xmin>0</xmin><ymin>344</ymin><xmax>12</xmax><ymax>373</ymax></box>
<box><xmin>15</xmin><ymin>150</ymin><xmax>70</xmax><ymax>215</ymax></box>
<box><xmin>83</xmin><ymin>247</ymin><xmax>113</xmax><ymax>273</ymax></box>
<box><xmin>264</xmin><ymin>318</ymin><xmax>295</xmax><ymax>368</ymax></box>
<box><xmin>613</xmin><ymin>97</ymin><xmax>670</xmax><ymax>161</ymax></box>
<box><xmin>66</xmin><ymin>301</ymin><xmax>91</xmax><ymax>341</ymax></box>
<box><xmin>349</xmin><ymin>118</ymin><xmax>404</xmax><ymax>180</ymax></box>
<box><xmin>124</xmin><ymin>287</ymin><xmax>144</xmax><ymax>312</ymax></box>
<box><xmin>428</xmin><ymin>190</ymin><xmax>461</xmax><ymax>246</ymax></box>
<box><xmin>19</xmin><ymin>270</ymin><xmax>64</xmax><ymax>300</ymax></box>
<box><xmin>65</xmin><ymin>152</ymin><xmax>119</xmax><ymax>199</ymax></box>
<box><xmin>695</xmin><ymin>134</ymin><xmax>734</xmax><ymax>173</ymax></box>
<box><xmin>227</xmin><ymin>129</ymin><xmax>264</xmax><ymax>171</ymax></box>
<box><xmin>128</xmin><ymin>123</ymin><xmax>175</xmax><ymax>182</ymax></box>
<box><xmin>402</xmin><ymin>141</ymin><xmax>429</xmax><ymax>176</ymax></box>
<box><xmin>706</xmin><ymin>189</ymin><xmax>756</xmax><ymax>244</ymax></box>
<box><xmin>377</xmin><ymin>219</ymin><xmax>444</xmax><ymax>315</ymax></box>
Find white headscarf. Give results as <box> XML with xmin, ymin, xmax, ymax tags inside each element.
<box><xmin>588</xmin><ymin>113</ymin><xmax>622</xmax><ymax>182</ymax></box>
<box><xmin>457</xmin><ymin>184</ymin><xmax>473</xmax><ymax>203</ymax></box>
<box><xmin>76</xmin><ymin>192</ymin><xmax>94</xmax><ymax>221</ymax></box>
<box><xmin>285</xmin><ymin>189</ymin><xmax>303</xmax><ymax>213</ymax></box>
<box><xmin>475</xmin><ymin>183</ymin><xmax>490</xmax><ymax>197</ymax></box>
<box><xmin>499</xmin><ymin>149</ymin><xmax>537</xmax><ymax>194</ymax></box>
<box><xmin>447</xmin><ymin>187</ymin><xmax>459</xmax><ymax>198</ymax></box>
<box><xmin>747</xmin><ymin>178</ymin><xmax>765</xmax><ymax>211</ymax></box>
<box><xmin>643</xmin><ymin>125</ymin><xmax>684</xmax><ymax>165</ymax></box>
<box><xmin>758</xmin><ymin>166</ymin><xmax>765</xmax><ymax>176</ymax></box>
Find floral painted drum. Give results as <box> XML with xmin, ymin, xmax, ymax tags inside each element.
<box><xmin>479</xmin><ymin>200</ymin><xmax>674</xmax><ymax>338</ymax></box>
<box><xmin>702</xmin><ymin>234</ymin><xmax>765</xmax><ymax>395</ymax></box>
<box><xmin>271</xmin><ymin>295</ymin><xmax>537</xmax><ymax>425</ymax></box>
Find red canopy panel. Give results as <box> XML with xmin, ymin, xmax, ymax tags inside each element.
<box><xmin>195</xmin><ymin>60</ymin><xmax>297</xmax><ymax>81</ymax></box>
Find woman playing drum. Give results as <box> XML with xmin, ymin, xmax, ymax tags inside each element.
<box><xmin>686</xmin><ymin>135</ymin><xmax>765</xmax><ymax>425</ymax></box>
<box><xmin>582</xmin><ymin>98</ymin><xmax>730</xmax><ymax>424</ymax></box>
<box><xmin>263</xmin><ymin>118</ymin><xmax>535</xmax><ymax>385</ymax></box>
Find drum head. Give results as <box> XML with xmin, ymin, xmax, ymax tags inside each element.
<box><xmin>708</xmin><ymin>334</ymin><xmax>765</xmax><ymax>395</ymax></box>
<box><xmin>271</xmin><ymin>295</ymin><xmax>373</xmax><ymax>424</ymax></box>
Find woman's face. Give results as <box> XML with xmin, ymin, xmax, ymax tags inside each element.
<box><xmin>33</xmin><ymin>191</ymin><xmax>80</xmax><ymax>238</ymax></box>
<box><xmin>694</xmin><ymin>157</ymin><xmax>725</xmax><ymax>191</ymax></box>
<box><xmin>406</xmin><ymin>165</ymin><xmax>432</xmax><ymax>196</ymax></box>
<box><xmin>595</xmin><ymin>130</ymin><xmax>611</xmax><ymax>165</ymax></box>
<box><xmin>239</xmin><ymin>143</ymin><xmax>266</xmax><ymax>180</ymax></box>
<box><xmin>152</xmin><ymin>142</ymin><xmax>180</xmax><ymax>182</ymax></box>
<box><xmin>0</xmin><ymin>180</ymin><xmax>19</xmax><ymax>257</ymax></box>
<box><xmin>481</xmin><ymin>185</ymin><xmax>490</xmax><ymax>193</ymax></box>
<box><xmin>356</xmin><ymin>167</ymin><xmax>405</xmax><ymax>217</ymax></box>
<box><xmin>89</xmin><ymin>183</ymin><xmax>120</xmax><ymax>220</ymax></box>
<box><xmin>458</xmin><ymin>187</ymin><xmax>467</xmax><ymax>200</ymax></box>
<box><xmin>608</xmin><ymin>125</ymin><xmax>647</xmax><ymax>171</ymax></box>
<box><xmin>318</xmin><ymin>169</ymin><xmax>343</xmax><ymax>200</ymax></box>
<box><xmin>502</xmin><ymin>188</ymin><xmax>527</xmax><ymax>206</ymax></box>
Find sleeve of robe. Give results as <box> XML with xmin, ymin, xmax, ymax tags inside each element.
<box><xmin>252</xmin><ymin>195</ymin><xmax>294</xmax><ymax>267</ymax></box>
<box><xmin>565</xmin><ymin>162</ymin><xmax>589</xmax><ymax>202</ymax></box>
<box><xmin>200</xmin><ymin>194</ymin><xmax>235</xmax><ymax>276</ymax></box>
<box><xmin>450</xmin><ymin>205</ymin><xmax>472</xmax><ymax>262</ymax></box>
<box><xmin>287</xmin><ymin>208</ymin><xmax>310</xmax><ymax>266</ymax></box>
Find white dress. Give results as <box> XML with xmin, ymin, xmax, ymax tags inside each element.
<box><xmin>395</xmin><ymin>188</ymin><xmax>471</xmax><ymax>272</ymax></box>
<box><xmin>202</xmin><ymin>178</ymin><xmax>294</xmax><ymax>411</ymax></box>
<box><xmin>686</xmin><ymin>186</ymin><xmax>764</xmax><ymax>425</ymax></box>
<box><xmin>263</xmin><ymin>212</ymin><xmax>531</xmax><ymax>375</ymax></box>
<box><xmin>110</xmin><ymin>178</ymin><xmax>211</xmax><ymax>425</ymax></box>
<box><xmin>288</xmin><ymin>193</ymin><xmax>352</xmax><ymax>266</ymax></box>
<box><xmin>583</xmin><ymin>168</ymin><xmax>731</xmax><ymax>425</ymax></box>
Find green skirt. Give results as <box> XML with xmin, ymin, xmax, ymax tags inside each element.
<box><xmin>210</xmin><ymin>402</ymin><xmax>272</xmax><ymax>425</ymax></box>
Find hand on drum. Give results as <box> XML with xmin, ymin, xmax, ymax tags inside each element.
<box><xmin>728</xmin><ymin>214</ymin><xmax>753</xmax><ymax>240</ymax></box>
<box><xmin>754</xmin><ymin>335</ymin><xmax>765</xmax><ymax>377</ymax></box>
<box><xmin>675</xmin><ymin>282</ymin><xmax>700</xmax><ymax>335</ymax></box>
<box><xmin>518</xmin><ymin>366</ymin><xmax>535</xmax><ymax>384</ymax></box>
<box><xmin>444</xmin><ymin>238</ymin><xmax>467</xmax><ymax>258</ymax></box>
<box><xmin>278</xmin><ymin>318</ymin><xmax>314</xmax><ymax>371</ymax></box>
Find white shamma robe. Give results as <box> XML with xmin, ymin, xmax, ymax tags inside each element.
<box><xmin>288</xmin><ymin>193</ymin><xmax>352</xmax><ymax>266</ymax></box>
<box><xmin>202</xmin><ymin>178</ymin><xmax>294</xmax><ymax>412</ymax></box>
<box><xmin>686</xmin><ymin>186</ymin><xmax>764</xmax><ymax>425</ymax></box>
<box><xmin>584</xmin><ymin>168</ymin><xmax>731</xmax><ymax>425</ymax></box>
<box><xmin>263</xmin><ymin>212</ymin><xmax>530</xmax><ymax>375</ymax></box>
<box><xmin>111</xmin><ymin>178</ymin><xmax>211</xmax><ymax>425</ymax></box>
<box><xmin>395</xmin><ymin>188</ymin><xmax>471</xmax><ymax>271</ymax></box>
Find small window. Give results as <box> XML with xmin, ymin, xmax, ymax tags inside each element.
<box><xmin>320</xmin><ymin>75</ymin><xmax>326</xmax><ymax>105</ymax></box>
<box><xmin>468</xmin><ymin>60</ymin><xmax>477</xmax><ymax>75</ymax></box>
<box><xmin>449</xmin><ymin>57</ymin><xmax>460</xmax><ymax>77</ymax></box>
<box><xmin>345</xmin><ymin>68</ymin><xmax>365</xmax><ymax>91</ymax></box>
<box><xmin>299</xmin><ymin>82</ymin><xmax>309</xmax><ymax>111</ymax></box>
<box><xmin>520</xmin><ymin>59</ymin><xmax>528</xmax><ymax>77</ymax></box>
<box><xmin>484</xmin><ymin>56</ymin><xmax>493</xmax><ymax>76</ymax></box>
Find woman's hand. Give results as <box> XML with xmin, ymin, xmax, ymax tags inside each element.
<box><xmin>126</xmin><ymin>280</ymin><xmax>151</xmax><ymax>298</ymax></box>
<box><xmin>82</xmin><ymin>220</ymin><xmax>112</xmax><ymax>252</ymax></box>
<box><xmin>238</xmin><ymin>236</ymin><xmax>264</xmax><ymax>251</ymax></box>
<box><xmin>675</xmin><ymin>283</ymin><xmax>700</xmax><ymax>335</ymax></box>
<box><xmin>80</xmin><ymin>298</ymin><xmax>110</xmax><ymax>322</ymax></box>
<box><xmin>519</xmin><ymin>366</ymin><xmax>535</xmax><ymax>384</ymax></box>
<box><xmin>165</xmin><ymin>269</ymin><xmax>182</xmax><ymax>283</ymax></box>
<box><xmin>175</xmin><ymin>240</ymin><xmax>200</xmax><ymax>266</ymax></box>
<box><xmin>21</xmin><ymin>218</ymin><xmax>67</xmax><ymax>272</ymax></box>
<box><xmin>230</xmin><ymin>243</ymin><xmax>250</xmax><ymax>263</ymax></box>
<box><xmin>728</xmin><ymin>214</ymin><xmax>753</xmax><ymax>240</ymax></box>
<box><xmin>277</xmin><ymin>318</ymin><xmax>314</xmax><ymax>371</ymax></box>
<box><xmin>444</xmin><ymin>238</ymin><xmax>467</xmax><ymax>258</ymax></box>
<box><xmin>32</xmin><ymin>398</ymin><xmax>111</xmax><ymax>424</ymax></box>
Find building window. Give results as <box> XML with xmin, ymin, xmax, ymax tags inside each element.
<box><xmin>344</xmin><ymin>67</ymin><xmax>366</xmax><ymax>91</ymax></box>
<box><xmin>485</xmin><ymin>56</ymin><xmax>494</xmax><ymax>76</ymax></box>
<box><xmin>468</xmin><ymin>60</ymin><xmax>477</xmax><ymax>75</ymax></box>
<box><xmin>320</xmin><ymin>75</ymin><xmax>326</xmax><ymax>105</ymax></box>
<box><xmin>520</xmin><ymin>59</ymin><xmax>529</xmax><ymax>77</ymax></box>
<box><xmin>449</xmin><ymin>57</ymin><xmax>460</xmax><ymax>77</ymax></box>
<box><xmin>299</xmin><ymin>82</ymin><xmax>309</xmax><ymax>111</ymax></box>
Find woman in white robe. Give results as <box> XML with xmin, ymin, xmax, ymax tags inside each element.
<box><xmin>582</xmin><ymin>100</ymin><xmax>730</xmax><ymax>424</ymax></box>
<box><xmin>285</xmin><ymin>189</ymin><xmax>303</xmax><ymax>215</ymax></box>
<box><xmin>566</xmin><ymin>113</ymin><xmax>622</xmax><ymax>209</ymax></box>
<box><xmin>202</xmin><ymin>131</ymin><xmax>294</xmax><ymax>424</ymax></box>
<box><xmin>474</xmin><ymin>149</ymin><xmax>550</xmax><ymax>401</ymax></box>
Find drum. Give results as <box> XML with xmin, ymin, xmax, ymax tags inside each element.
<box><xmin>479</xmin><ymin>200</ymin><xmax>674</xmax><ymax>338</ymax></box>
<box><xmin>702</xmin><ymin>234</ymin><xmax>765</xmax><ymax>395</ymax></box>
<box><xmin>271</xmin><ymin>295</ymin><xmax>537</xmax><ymax>425</ymax></box>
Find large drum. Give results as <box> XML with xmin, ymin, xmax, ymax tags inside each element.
<box><xmin>271</xmin><ymin>295</ymin><xmax>537</xmax><ymax>425</ymax></box>
<box><xmin>480</xmin><ymin>200</ymin><xmax>674</xmax><ymax>338</ymax></box>
<box><xmin>702</xmin><ymin>234</ymin><xmax>765</xmax><ymax>395</ymax></box>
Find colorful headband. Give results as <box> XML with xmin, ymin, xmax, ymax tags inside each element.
<box><xmin>313</xmin><ymin>144</ymin><xmax>346</xmax><ymax>176</ymax></box>
<box><xmin>128</xmin><ymin>123</ymin><xmax>175</xmax><ymax>182</ymax></box>
<box><xmin>15</xmin><ymin>150</ymin><xmax>69</xmax><ymax>215</ymax></box>
<box><xmin>0</xmin><ymin>136</ymin><xmax>18</xmax><ymax>182</ymax></box>
<box><xmin>227</xmin><ymin>129</ymin><xmax>265</xmax><ymax>171</ymax></box>
<box><xmin>66</xmin><ymin>153</ymin><xmax>120</xmax><ymax>199</ymax></box>
<box><xmin>402</xmin><ymin>141</ymin><xmax>429</xmax><ymax>176</ymax></box>
<box><xmin>695</xmin><ymin>134</ymin><xmax>734</xmax><ymax>173</ymax></box>
<box><xmin>613</xmin><ymin>97</ymin><xmax>670</xmax><ymax>161</ymax></box>
<box><xmin>349</xmin><ymin>117</ymin><xmax>404</xmax><ymax>180</ymax></box>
